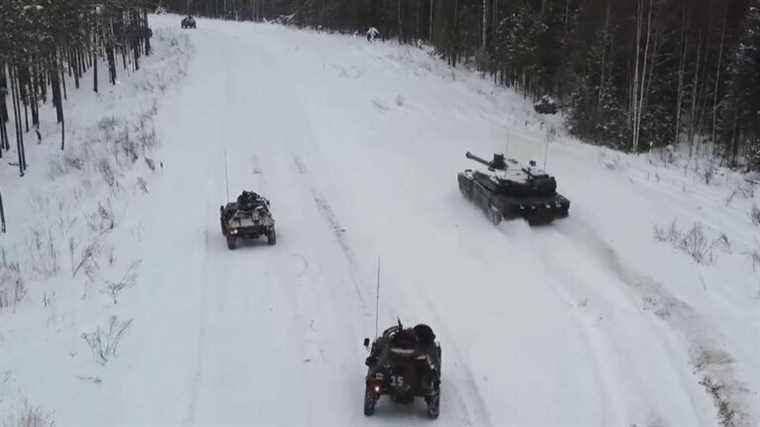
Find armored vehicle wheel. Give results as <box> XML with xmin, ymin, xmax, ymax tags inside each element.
<box><xmin>458</xmin><ymin>180</ymin><xmax>469</xmax><ymax>199</ymax></box>
<box><xmin>226</xmin><ymin>236</ymin><xmax>237</xmax><ymax>250</ymax></box>
<box><xmin>267</xmin><ymin>228</ymin><xmax>277</xmax><ymax>245</ymax></box>
<box><xmin>363</xmin><ymin>388</ymin><xmax>376</xmax><ymax>416</ymax></box>
<box><xmin>488</xmin><ymin>206</ymin><xmax>502</xmax><ymax>225</ymax></box>
<box><xmin>426</xmin><ymin>393</ymin><xmax>440</xmax><ymax>419</ymax></box>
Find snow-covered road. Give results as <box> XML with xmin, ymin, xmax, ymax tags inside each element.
<box><xmin>127</xmin><ymin>16</ymin><xmax>751</xmax><ymax>425</ymax></box>
<box><xmin>2</xmin><ymin>14</ymin><xmax>758</xmax><ymax>427</ymax></box>
<box><xmin>131</xmin><ymin>24</ymin><xmax>496</xmax><ymax>426</ymax></box>
<box><xmin>131</xmin><ymin>15</ymin><xmax>760</xmax><ymax>425</ymax></box>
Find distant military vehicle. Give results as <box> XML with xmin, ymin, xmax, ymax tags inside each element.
<box><xmin>363</xmin><ymin>321</ymin><xmax>441</xmax><ymax>419</ymax></box>
<box><xmin>220</xmin><ymin>191</ymin><xmax>276</xmax><ymax>249</ymax></box>
<box><xmin>458</xmin><ymin>152</ymin><xmax>570</xmax><ymax>225</ymax></box>
<box><xmin>534</xmin><ymin>95</ymin><xmax>558</xmax><ymax>114</ymax></box>
<box><xmin>181</xmin><ymin>16</ymin><xmax>196</xmax><ymax>29</ymax></box>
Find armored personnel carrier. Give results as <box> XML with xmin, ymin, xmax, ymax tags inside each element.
<box><xmin>534</xmin><ymin>94</ymin><xmax>559</xmax><ymax>114</ymax></box>
<box><xmin>220</xmin><ymin>191</ymin><xmax>276</xmax><ymax>249</ymax></box>
<box><xmin>363</xmin><ymin>321</ymin><xmax>441</xmax><ymax>419</ymax></box>
<box><xmin>458</xmin><ymin>152</ymin><xmax>570</xmax><ymax>225</ymax></box>
<box><xmin>181</xmin><ymin>16</ymin><xmax>196</xmax><ymax>29</ymax></box>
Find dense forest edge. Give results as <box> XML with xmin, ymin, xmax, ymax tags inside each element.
<box><xmin>166</xmin><ymin>0</ymin><xmax>760</xmax><ymax>168</ymax></box>
<box><xmin>0</xmin><ymin>1</ymin><xmax>154</xmax><ymax>177</ymax></box>
<box><xmin>1</xmin><ymin>0</ymin><xmax>758</xmax><ymax>170</ymax></box>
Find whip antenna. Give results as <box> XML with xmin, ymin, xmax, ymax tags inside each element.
<box><xmin>375</xmin><ymin>256</ymin><xmax>381</xmax><ymax>339</ymax></box>
<box><xmin>224</xmin><ymin>147</ymin><xmax>231</xmax><ymax>203</ymax></box>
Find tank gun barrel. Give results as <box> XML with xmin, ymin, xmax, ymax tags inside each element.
<box><xmin>465</xmin><ymin>152</ymin><xmax>491</xmax><ymax>167</ymax></box>
<box><xmin>466</xmin><ymin>152</ymin><xmax>507</xmax><ymax>170</ymax></box>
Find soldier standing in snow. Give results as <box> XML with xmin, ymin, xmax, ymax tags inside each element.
<box><xmin>366</xmin><ymin>27</ymin><xmax>379</xmax><ymax>42</ymax></box>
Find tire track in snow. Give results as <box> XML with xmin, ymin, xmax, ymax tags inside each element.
<box><xmin>498</xmin><ymin>220</ymin><xmax>632</xmax><ymax>425</ymax></box>
<box><xmin>293</xmin><ymin>154</ymin><xmax>370</xmax><ymax>314</ymax></box>
<box><xmin>386</xmin><ymin>270</ymin><xmax>491</xmax><ymax>427</ymax></box>
<box><xmin>251</xmin><ymin>154</ymin><xmax>266</xmax><ymax>190</ymax></box>
<box><xmin>553</xmin><ymin>218</ymin><xmax>754</xmax><ymax>427</ymax></box>
<box><xmin>361</xmin><ymin>256</ymin><xmax>490</xmax><ymax>426</ymax></box>
<box><xmin>291</xmin><ymin>153</ymin><xmax>485</xmax><ymax>424</ymax></box>
<box><xmin>421</xmin><ymin>297</ymin><xmax>494</xmax><ymax>427</ymax></box>
<box><xmin>523</xmin><ymin>224</ymin><xmax>665</xmax><ymax>425</ymax></box>
<box><xmin>182</xmin><ymin>226</ymin><xmax>211</xmax><ymax>427</ymax></box>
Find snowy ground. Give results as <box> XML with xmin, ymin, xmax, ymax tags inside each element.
<box><xmin>1</xmin><ymin>14</ymin><xmax>759</xmax><ymax>426</ymax></box>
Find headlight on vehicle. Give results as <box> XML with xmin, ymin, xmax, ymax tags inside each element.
<box><xmin>229</xmin><ymin>229</ymin><xmax>239</xmax><ymax>234</ymax></box>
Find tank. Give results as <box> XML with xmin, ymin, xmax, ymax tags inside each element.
<box><xmin>457</xmin><ymin>152</ymin><xmax>570</xmax><ymax>225</ymax></box>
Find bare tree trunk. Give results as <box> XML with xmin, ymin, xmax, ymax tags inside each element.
<box><xmin>144</xmin><ymin>8</ymin><xmax>151</xmax><ymax>55</ymax></box>
<box><xmin>61</xmin><ymin>53</ymin><xmax>68</xmax><ymax>101</ymax></box>
<box><xmin>711</xmin><ymin>7</ymin><xmax>727</xmax><ymax>149</ymax></box>
<box><xmin>453</xmin><ymin>0</ymin><xmax>459</xmax><ymax>66</ymax></box>
<box><xmin>481</xmin><ymin>0</ymin><xmax>487</xmax><ymax>49</ymax></box>
<box><xmin>674</xmin><ymin>4</ymin><xmax>687</xmax><ymax>146</ymax></box>
<box><xmin>0</xmin><ymin>192</ymin><xmax>6</xmax><ymax>233</ymax></box>
<box><xmin>51</xmin><ymin>55</ymin><xmax>64</xmax><ymax>125</ymax></box>
<box><xmin>30</xmin><ymin>66</ymin><xmax>40</xmax><ymax>143</ymax></box>
<box><xmin>564</xmin><ymin>0</ymin><xmax>569</xmax><ymax>27</ymax></box>
<box><xmin>429</xmin><ymin>0</ymin><xmax>434</xmax><ymax>41</ymax></box>
<box><xmin>121</xmin><ymin>43</ymin><xmax>128</xmax><ymax>72</ymax></box>
<box><xmin>21</xmin><ymin>68</ymin><xmax>29</xmax><ymax>133</ymax></box>
<box><xmin>631</xmin><ymin>0</ymin><xmax>643</xmax><ymax>151</ymax></box>
<box><xmin>688</xmin><ymin>32</ymin><xmax>703</xmax><ymax>155</ymax></box>
<box><xmin>10</xmin><ymin>66</ymin><xmax>25</xmax><ymax>175</ymax></box>
<box><xmin>107</xmin><ymin>40</ymin><xmax>117</xmax><ymax>85</ymax></box>
<box><xmin>0</xmin><ymin>62</ymin><xmax>7</xmax><ymax>155</ymax></box>
<box><xmin>416</xmin><ymin>0</ymin><xmax>421</xmax><ymax>41</ymax></box>
<box><xmin>730</xmin><ymin>107</ymin><xmax>740</xmax><ymax>166</ymax></box>
<box><xmin>398</xmin><ymin>0</ymin><xmax>402</xmax><ymax>42</ymax></box>
<box><xmin>93</xmin><ymin>23</ymin><xmax>99</xmax><ymax>93</ymax></box>
<box><xmin>596</xmin><ymin>0</ymin><xmax>610</xmax><ymax>142</ymax></box>
<box><xmin>634</xmin><ymin>0</ymin><xmax>654</xmax><ymax>152</ymax></box>
<box><xmin>491</xmin><ymin>0</ymin><xmax>498</xmax><ymax>45</ymax></box>
<box><xmin>73</xmin><ymin>49</ymin><xmax>80</xmax><ymax>89</ymax></box>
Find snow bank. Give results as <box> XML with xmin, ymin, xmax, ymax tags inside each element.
<box><xmin>0</xmin><ymin>28</ymin><xmax>191</xmax><ymax>420</ymax></box>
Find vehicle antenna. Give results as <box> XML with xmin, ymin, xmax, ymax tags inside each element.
<box><xmin>224</xmin><ymin>147</ymin><xmax>231</xmax><ymax>204</ymax></box>
<box><xmin>543</xmin><ymin>131</ymin><xmax>551</xmax><ymax>170</ymax></box>
<box><xmin>375</xmin><ymin>256</ymin><xmax>381</xmax><ymax>340</ymax></box>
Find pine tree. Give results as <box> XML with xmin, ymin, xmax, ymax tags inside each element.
<box><xmin>722</xmin><ymin>0</ymin><xmax>760</xmax><ymax>167</ymax></box>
